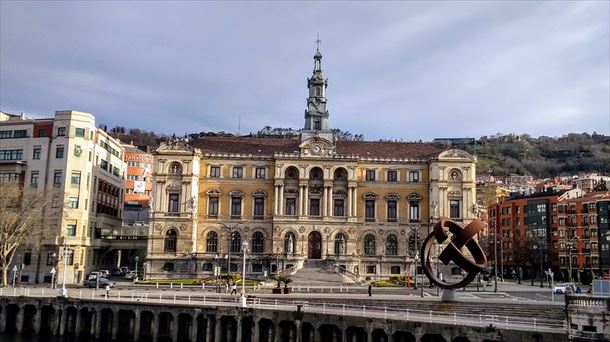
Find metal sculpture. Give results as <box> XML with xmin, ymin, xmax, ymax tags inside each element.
<box><xmin>421</xmin><ymin>218</ymin><xmax>487</xmax><ymax>289</ymax></box>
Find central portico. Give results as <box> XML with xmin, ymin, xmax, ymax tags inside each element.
<box><xmin>146</xmin><ymin>47</ymin><xmax>477</xmax><ymax>281</ymax></box>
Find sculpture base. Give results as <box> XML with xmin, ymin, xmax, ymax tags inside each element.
<box><xmin>441</xmin><ymin>289</ymin><xmax>457</xmax><ymax>302</ymax></box>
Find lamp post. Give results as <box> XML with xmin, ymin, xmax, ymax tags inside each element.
<box><xmin>51</xmin><ymin>253</ymin><xmax>57</xmax><ymax>289</ymax></box>
<box><xmin>240</xmin><ymin>241</ymin><xmax>248</xmax><ymax>308</ymax></box>
<box><xmin>60</xmin><ymin>243</ymin><xmax>70</xmax><ymax>297</ymax></box>
<box><xmin>135</xmin><ymin>256</ymin><xmax>139</xmax><ymax>283</ymax></box>
<box><xmin>214</xmin><ymin>253</ymin><xmax>220</xmax><ymax>293</ymax></box>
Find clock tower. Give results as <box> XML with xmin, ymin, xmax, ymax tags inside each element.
<box><xmin>302</xmin><ymin>43</ymin><xmax>333</xmax><ymax>143</ymax></box>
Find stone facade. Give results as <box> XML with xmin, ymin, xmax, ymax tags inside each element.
<box><xmin>147</xmin><ymin>50</ymin><xmax>477</xmax><ymax>280</ymax></box>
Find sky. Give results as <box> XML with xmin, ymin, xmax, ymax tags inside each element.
<box><xmin>1</xmin><ymin>1</ymin><xmax>609</xmax><ymax>141</ymax></box>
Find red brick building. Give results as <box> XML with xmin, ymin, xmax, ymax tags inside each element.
<box><xmin>123</xmin><ymin>144</ymin><xmax>153</xmax><ymax>206</ymax></box>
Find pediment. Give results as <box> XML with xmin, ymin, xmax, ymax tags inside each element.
<box><xmin>299</xmin><ymin>137</ymin><xmax>335</xmax><ymax>157</ymax></box>
<box><xmin>437</xmin><ymin>149</ymin><xmax>475</xmax><ymax>162</ymax></box>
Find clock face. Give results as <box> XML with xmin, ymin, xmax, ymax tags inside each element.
<box><xmin>312</xmin><ymin>145</ymin><xmax>322</xmax><ymax>154</ymax></box>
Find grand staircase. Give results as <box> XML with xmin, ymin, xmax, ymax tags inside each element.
<box><xmin>290</xmin><ymin>260</ymin><xmax>355</xmax><ymax>286</ymax></box>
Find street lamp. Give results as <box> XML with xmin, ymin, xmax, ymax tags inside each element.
<box><xmin>240</xmin><ymin>241</ymin><xmax>248</xmax><ymax>308</ymax></box>
<box><xmin>214</xmin><ymin>253</ymin><xmax>220</xmax><ymax>293</ymax></box>
<box><xmin>59</xmin><ymin>243</ymin><xmax>70</xmax><ymax>297</ymax></box>
<box><xmin>135</xmin><ymin>256</ymin><xmax>139</xmax><ymax>283</ymax></box>
<box><xmin>51</xmin><ymin>252</ymin><xmax>57</xmax><ymax>289</ymax></box>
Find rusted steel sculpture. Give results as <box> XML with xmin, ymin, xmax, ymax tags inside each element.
<box><xmin>421</xmin><ymin>218</ymin><xmax>488</xmax><ymax>289</ymax></box>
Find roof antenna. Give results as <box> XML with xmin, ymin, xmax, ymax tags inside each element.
<box><xmin>316</xmin><ymin>32</ymin><xmax>321</xmax><ymax>52</ymax></box>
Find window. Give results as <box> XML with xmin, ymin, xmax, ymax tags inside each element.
<box><xmin>285</xmin><ymin>198</ymin><xmax>296</xmax><ymax>216</ymax></box>
<box><xmin>100</xmin><ymin>159</ymin><xmax>108</xmax><ymax>171</ymax></box>
<box><xmin>365</xmin><ymin>199</ymin><xmax>375</xmax><ymax>221</ymax></box>
<box><xmin>409</xmin><ymin>171</ymin><xmax>420</xmax><ymax>182</ymax></box>
<box><xmin>206</xmin><ymin>231</ymin><xmax>218</xmax><ymax>252</ymax></box>
<box><xmin>232</xmin><ymin>167</ymin><xmax>243</xmax><ymax>178</ymax></box>
<box><xmin>231</xmin><ymin>196</ymin><xmax>242</xmax><ymax>218</ymax></box>
<box><xmin>75</xmin><ymin>128</ymin><xmax>85</xmax><ymax>137</ymax></box>
<box><xmin>210</xmin><ymin>166</ymin><xmax>221</xmax><ymax>178</ymax></box>
<box><xmin>364</xmin><ymin>234</ymin><xmax>376</xmax><ymax>255</ymax></box>
<box><xmin>67</xmin><ymin>224</ymin><xmax>76</xmax><ymax>236</ymax></box>
<box><xmin>387</xmin><ymin>170</ymin><xmax>398</xmax><ymax>182</ymax></box>
<box><xmin>53</xmin><ymin>171</ymin><xmax>62</xmax><ymax>186</ymax></box>
<box><xmin>310</xmin><ymin>199</ymin><xmax>320</xmax><ymax>216</ymax></box>
<box><xmin>254</xmin><ymin>197</ymin><xmax>265</xmax><ymax>218</ymax></box>
<box><xmin>390</xmin><ymin>266</ymin><xmax>401</xmax><ymax>275</ymax></box>
<box><xmin>450</xmin><ymin>200</ymin><xmax>461</xmax><ymax>219</ymax></box>
<box><xmin>252</xmin><ymin>232</ymin><xmax>264</xmax><ymax>253</ymax></box>
<box><xmin>71</xmin><ymin>172</ymin><xmax>81</xmax><ymax>185</ymax></box>
<box><xmin>386</xmin><ymin>234</ymin><xmax>398</xmax><ymax>255</ymax></box>
<box><xmin>255</xmin><ymin>167</ymin><xmax>266</xmax><ymax>179</ymax></box>
<box><xmin>164</xmin><ymin>229</ymin><xmax>177</xmax><ymax>252</ymax></box>
<box><xmin>230</xmin><ymin>232</ymin><xmax>242</xmax><ymax>253</ymax></box>
<box><xmin>409</xmin><ymin>201</ymin><xmax>420</xmax><ymax>221</ymax></box>
<box><xmin>46</xmin><ymin>253</ymin><xmax>56</xmax><ymax>266</ymax></box>
<box><xmin>68</xmin><ymin>197</ymin><xmax>79</xmax><ymax>209</ymax></box>
<box><xmin>0</xmin><ymin>149</ymin><xmax>23</xmax><ymax>160</ymax></box>
<box><xmin>30</xmin><ymin>171</ymin><xmax>39</xmax><ymax>187</ymax></box>
<box><xmin>32</xmin><ymin>146</ymin><xmax>41</xmax><ymax>159</ymax></box>
<box><xmin>387</xmin><ymin>200</ymin><xmax>397</xmax><ymax>222</ymax></box>
<box><xmin>0</xmin><ymin>131</ymin><xmax>11</xmax><ymax>139</ymax></box>
<box><xmin>57</xmin><ymin>127</ymin><xmax>66</xmax><ymax>136</ymax></box>
<box><xmin>208</xmin><ymin>197</ymin><xmax>219</xmax><ymax>217</ymax></box>
<box><xmin>12</xmin><ymin>130</ymin><xmax>26</xmax><ymax>138</ymax></box>
<box><xmin>366</xmin><ymin>266</ymin><xmax>376</xmax><ymax>274</ymax></box>
<box><xmin>334</xmin><ymin>199</ymin><xmax>345</xmax><ymax>216</ymax></box>
<box><xmin>39</xmin><ymin>129</ymin><xmax>48</xmax><ymax>137</ymax></box>
<box><xmin>163</xmin><ymin>263</ymin><xmax>175</xmax><ymax>271</ymax></box>
<box><xmin>65</xmin><ymin>250</ymin><xmax>73</xmax><ymax>266</ymax></box>
<box><xmin>366</xmin><ymin>170</ymin><xmax>376</xmax><ymax>181</ymax></box>
<box><xmin>168</xmin><ymin>194</ymin><xmax>180</xmax><ymax>213</ymax></box>
<box><xmin>23</xmin><ymin>253</ymin><xmax>31</xmax><ymax>265</ymax></box>
<box><xmin>335</xmin><ymin>233</ymin><xmax>346</xmax><ymax>255</ymax></box>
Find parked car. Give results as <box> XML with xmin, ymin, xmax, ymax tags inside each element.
<box><xmin>125</xmin><ymin>271</ymin><xmax>141</xmax><ymax>280</ymax></box>
<box><xmin>120</xmin><ymin>266</ymin><xmax>130</xmax><ymax>275</ymax></box>
<box><xmin>84</xmin><ymin>277</ymin><xmax>115</xmax><ymax>288</ymax></box>
<box><xmin>111</xmin><ymin>268</ymin><xmax>123</xmax><ymax>276</ymax></box>
<box><xmin>88</xmin><ymin>271</ymin><xmax>100</xmax><ymax>280</ymax></box>
<box><xmin>553</xmin><ymin>283</ymin><xmax>576</xmax><ymax>294</ymax></box>
<box><xmin>98</xmin><ymin>270</ymin><xmax>110</xmax><ymax>278</ymax></box>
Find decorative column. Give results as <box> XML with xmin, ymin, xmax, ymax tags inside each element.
<box><xmin>298</xmin><ymin>185</ymin><xmax>304</xmax><ymax>216</ymax></box>
<box><xmin>214</xmin><ymin>316</ymin><xmax>222</xmax><ymax>342</ymax></box>
<box><xmin>15</xmin><ymin>304</ymin><xmax>24</xmax><ymax>334</ymax></box>
<box><xmin>327</xmin><ymin>186</ymin><xmax>333</xmax><ymax>217</ymax></box>
<box><xmin>134</xmin><ymin>311</ymin><xmax>141</xmax><ymax>341</ymax></box>
<box><xmin>322</xmin><ymin>186</ymin><xmax>328</xmax><ymax>217</ymax></box>
<box><xmin>304</xmin><ymin>186</ymin><xmax>309</xmax><ymax>216</ymax></box>
<box><xmin>279</xmin><ymin>185</ymin><xmax>285</xmax><ymax>216</ymax></box>
<box><xmin>347</xmin><ymin>187</ymin><xmax>353</xmax><ymax>217</ymax></box>
<box><xmin>352</xmin><ymin>188</ymin><xmax>358</xmax><ymax>217</ymax></box>
<box><xmin>74</xmin><ymin>309</ymin><xmax>82</xmax><ymax>336</ymax></box>
<box><xmin>274</xmin><ymin>185</ymin><xmax>279</xmax><ymax>215</ymax></box>
<box><xmin>206</xmin><ymin>316</ymin><xmax>214</xmax><ymax>342</ymax></box>
<box><xmin>190</xmin><ymin>314</ymin><xmax>198</xmax><ymax>342</ymax></box>
<box><xmin>111</xmin><ymin>310</ymin><xmax>119</xmax><ymax>340</ymax></box>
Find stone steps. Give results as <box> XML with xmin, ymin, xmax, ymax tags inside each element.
<box><xmin>290</xmin><ymin>260</ymin><xmax>354</xmax><ymax>285</ymax></box>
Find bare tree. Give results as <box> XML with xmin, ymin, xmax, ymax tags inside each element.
<box><xmin>0</xmin><ymin>182</ymin><xmax>53</xmax><ymax>287</ymax></box>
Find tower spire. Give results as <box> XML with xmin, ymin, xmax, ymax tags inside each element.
<box><xmin>314</xmin><ymin>33</ymin><xmax>322</xmax><ymax>71</ymax></box>
<box><xmin>302</xmin><ymin>36</ymin><xmax>332</xmax><ymax>143</ymax></box>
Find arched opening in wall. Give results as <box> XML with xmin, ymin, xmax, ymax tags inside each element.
<box><xmin>318</xmin><ymin>324</ymin><xmax>342</xmax><ymax>342</ymax></box>
<box><xmin>257</xmin><ymin>318</ymin><xmax>275</xmax><ymax>342</ymax></box>
<box><xmin>452</xmin><ymin>337</ymin><xmax>471</xmax><ymax>342</ymax></box>
<box><xmin>301</xmin><ymin>322</ymin><xmax>315</xmax><ymax>342</ymax></box>
<box><xmin>177</xmin><ymin>313</ymin><xmax>193</xmax><ymax>342</ymax></box>
<box><xmin>279</xmin><ymin>320</ymin><xmax>296</xmax><ymax>342</ymax></box>
<box><xmin>221</xmin><ymin>316</ymin><xmax>238</xmax><ymax>342</ymax></box>
<box><xmin>346</xmin><ymin>327</ymin><xmax>367</xmax><ymax>342</ymax></box>
<box><xmin>334</xmin><ymin>232</ymin><xmax>347</xmax><ymax>255</ymax></box>
<box><xmin>4</xmin><ymin>304</ymin><xmax>19</xmax><ymax>333</ymax></box>
<box><xmin>372</xmin><ymin>328</ymin><xmax>388</xmax><ymax>342</ymax></box>
<box><xmin>252</xmin><ymin>232</ymin><xmax>265</xmax><ymax>254</ymax></box>
<box><xmin>421</xmin><ymin>334</ymin><xmax>447</xmax><ymax>342</ymax></box>
<box><xmin>64</xmin><ymin>306</ymin><xmax>78</xmax><ymax>335</ymax></box>
<box><xmin>308</xmin><ymin>167</ymin><xmax>324</xmax><ymax>216</ymax></box>
<box><xmin>165</xmin><ymin>229</ymin><xmax>177</xmax><ymax>252</ymax></box>
<box><xmin>100</xmin><ymin>308</ymin><xmax>114</xmax><ymax>338</ymax></box>
<box><xmin>117</xmin><ymin>309</ymin><xmax>135</xmax><ymax>339</ymax></box>
<box><xmin>284</xmin><ymin>166</ymin><xmax>300</xmax><ymax>216</ymax></box>
<box><xmin>392</xmin><ymin>331</ymin><xmax>416</xmax><ymax>342</ymax></box>
<box><xmin>168</xmin><ymin>161</ymin><xmax>183</xmax><ymax>174</ymax></box>
<box><xmin>386</xmin><ymin>234</ymin><xmax>398</xmax><ymax>256</ymax></box>
<box><xmin>284</xmin><ymin>232</ymin><xmax>296</xmax><ymax>256</ymax></box>
<box><xmin>239</xmin><ymin>316</ymin><xmax>254</xmax><ymax>342</ymax></box>
<box><xmin>22</xmin><ymin>305</ymin><xmax>37</xmax><ymax>335</ymax></box>
<box><xmin>76</xmin><ymin>308</ymin><xmax>93</xmax><ymax>337</ymax></box>
<box><xmin>364</xmin><ymin>233</ymin><xmax>376</xmax><ymax>255</ymax></box>
<box><xmin>139</xmin><ymin>311</ymin><xmax>155</xmax><ymax>340</ymax></box>
<box><xmin>40</xmin><ymin>305</ymin><xmax>55</xmax><ymax>334</ymax></box>
<box><xmin>158</xmin><ymin>312</ymin><xmax>173</xmax><ymax>340</ymax></box>
<box><xmin>308</xmin><ymin>231</ymin><xmax>322</xmax><ymax>259</ymax></box>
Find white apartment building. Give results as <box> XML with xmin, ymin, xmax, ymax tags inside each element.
<box><xmin>0</xmin><ymin>110</ymin><xmax>126</xmax><ymax>284</ymax></box>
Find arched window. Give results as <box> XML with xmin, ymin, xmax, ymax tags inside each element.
<box><xmin>164</xmin><ymin>229</ymin><xmax>177</xmax><ymax>253</ymax></box>
<box><xmin>230</xmin><ymin>232</ymin><xmax>241</xmax><ymax>253</ymax></box>
<box><xmin>169</xmin><ymin>162</ymin><xmax>183</xmax><ymax>174</ymax></box>
<box><xmin>252</xmin><ymin>232</ymin><xmax>264</xmax><ymax>254</ymax></box>
<box><xmin>364</xmin><ymin>234</ymin><xmax>376</xmax><ymax>255</ymax></box>
<box><xmin>335</xmin><ymin>233</ymin><xmax>346</xmax><ymax>255</ymax></box>
<box><xmin>284</xmin><ymin>232</ymin><xmax>296</xmax><ymax>255</ymax></box>
<box><xmin>206</xmin><ymin>231</ymin><xmax>218</xmax><ymax>252</ymax></box>
<box><xmin>386</xmin><ymin>234</ymin><xmax>398</xmax><ymax>255</ymax></box>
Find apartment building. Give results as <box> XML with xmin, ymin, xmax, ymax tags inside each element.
<box><xmin>0</xmin><ymin>110</ymin><xmax>126</xmax><ymax>284</ymax></box>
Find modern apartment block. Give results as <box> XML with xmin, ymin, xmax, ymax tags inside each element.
<box><xmin>488</xmin><ymin>189</ymin><xmax>610</xmax><ymax>281</ymax></box>
<box><xmin>0</xmin><ymin>110</ymin><xmax>126</xmax><ymax>284</ymax></box>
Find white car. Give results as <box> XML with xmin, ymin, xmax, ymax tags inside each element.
<box><xmin>553</xmin><ymin>283</ymin><xmax>576</xmax><ymax>294</ymax></box>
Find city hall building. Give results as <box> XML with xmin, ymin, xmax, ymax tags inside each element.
<box><xmin>146</xmin><ymin>49</ymin><xmax>477</xmax><ymax>280</ymax></box>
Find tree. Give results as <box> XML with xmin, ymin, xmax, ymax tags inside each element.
<box><xmin>0</xmin><ymin>182</ymin><xmax>53</xmax><ymax>287</ymax></box>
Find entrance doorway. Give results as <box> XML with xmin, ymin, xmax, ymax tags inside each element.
<box><xmin>308</xmin><ymin>231</ymin><xmax>322</xmax><ymax>259</ymax></box>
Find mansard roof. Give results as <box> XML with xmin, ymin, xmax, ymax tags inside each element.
<box><xmin>190</xmin><ymin>136</ymin><xmax>441</xmax><ymax>160</ymax></box>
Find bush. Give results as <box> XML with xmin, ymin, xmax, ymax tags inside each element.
<box><xmin>372</xmin><ymin>280</ymin><xmax>402</xmax><ymax>287</ymax></box>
